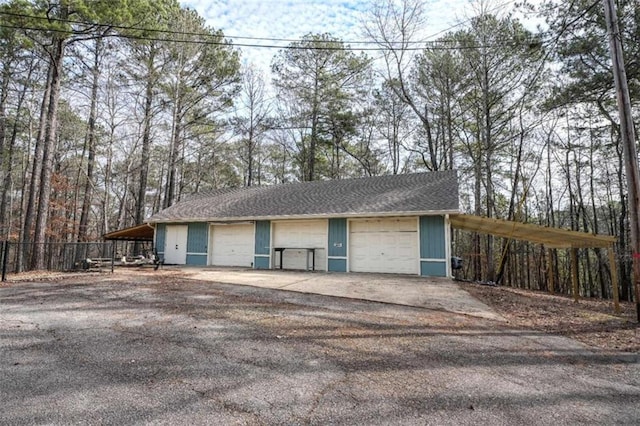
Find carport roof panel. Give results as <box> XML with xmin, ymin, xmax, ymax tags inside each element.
<box><xmin>103</xmin><ymin>224</ymin><xmax>155</xmax><ymax>241</ymax></box>
<box><xmin>449</xmin><ymin>214</ymin><xmax>616</xmax><ymax>248</ymax></box>
<box><xmin>147</xmin><ymin>171</ymin><xmax>459</xmax><ymax>222</ymax></box>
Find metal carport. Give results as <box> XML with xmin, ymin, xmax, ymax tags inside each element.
<box><xmin>103</xmin><ymin>224</ymin><xmax>155</xmax><ymax>241</ymax></box>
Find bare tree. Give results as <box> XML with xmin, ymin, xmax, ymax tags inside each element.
<box><xmin>233</xmin><ymin>65</ymin><xmax>272</xmax><ymax>186</ymax></box>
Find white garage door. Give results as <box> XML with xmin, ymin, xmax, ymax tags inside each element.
<box><xmin>272</xmin><ymin>220</ymin><xmax>327</xmax><ymax>271</ymax></box>
<box><xmin>349</xmin><ymin>218</ymin><xmax>418</xmax><ymax>274</ymax></box>
<box><xmin>210</xmin><ymin>224</ymin><xmax>254</xmax><ymax>267</ymax></box>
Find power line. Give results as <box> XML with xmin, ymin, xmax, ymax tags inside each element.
<box><xmin>0</xmin><ymin>0</ymin><xmax>603</xmax><ymax>55</ymax></box>
<box><xmin>0</xmin><ymin>9</ymin><xmax>550</xmax><ymax>52</ymax></box>
<box><xmin>0</xmin><ymin>24</ymin><xmax>549</xmax><ymax>53</ymax></box>
<box><xmin>0</xmin><ymin>9</ymin><xmax>417</xmax><ymax>44</ymax></box>
<box><xmin>0</xmin><ymin>8</ymin><xmax>486</xmax><ymax>45</ymax></box>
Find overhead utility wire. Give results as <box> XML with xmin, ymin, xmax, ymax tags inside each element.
<box><xmin>1</xmin><ymin>10</ymin><xmax>425</xmax><ymax>44</ymax></box>
<box><xmin>0</xmin><ymin>23</ymin><xmax>551</xmax><ymax>52</ymax></box>
<box><xmin>0</xmin><ymin>9</ymin><xmax>552</xmax><ymax>51</ymax></box>
<box><xmin>1</xmin><ymin>8</ymin><xmax>520</xmax><ymax>45</ymax></box>
<box><xmin>0</xmin><ymin>10</ymin><xmax>410</xmax><ymax>44</ymax></box>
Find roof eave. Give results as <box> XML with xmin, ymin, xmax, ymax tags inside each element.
<box><xmin>146</xmin><ymin>209</ymin><xmax>460</xmax><ymax>224</ymax></box>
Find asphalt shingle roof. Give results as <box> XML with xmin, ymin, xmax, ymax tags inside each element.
<box><xmin>147</xmin><ymin>170</ymin><xmax>459</xmax><ymax>222</ymax></box>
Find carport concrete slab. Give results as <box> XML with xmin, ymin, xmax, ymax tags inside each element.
<box><xmin>184</xmin><ymin>268</ymin><xmax>504</xmax><ymax>321</ymax></box>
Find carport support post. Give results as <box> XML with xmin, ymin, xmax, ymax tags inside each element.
<box><xmin>110</xmin><ymin>242</ymin><xmax>115</xmax><ymax>273</ymax></box>
<box><xmin>608</xmin><ymin>247</ymin><xmax>621</xmax><ymax>314</ymax></box>
<box><xmin>571</xmin><ymin>248</ymin><xmax>579</xmax><ymax>303</ymax></box>
<box><xmin>1</xmin><ymin>240</ymin><xmax>8</xmax><ymax>282</ymax></box>
<box><xmin>547</xmin><ymin>248</ymin><xmax>555</xmax><ymax>294</ymax></box>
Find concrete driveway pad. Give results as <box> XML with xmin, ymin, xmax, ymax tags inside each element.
<box><xmin>186</xmin><ymin>267</ymin><xmax>503</xmax><ymax>321</ymax></box>
<box><xmin>0</xmin><ymin>270</ymin><xmax>638</xmax><ymax>425</ymax></box>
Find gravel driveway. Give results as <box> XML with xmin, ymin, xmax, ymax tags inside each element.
<box><xmin>1</xmin><ymin>270</ymin><xmax>638</xmax><ymax>425</ymax></box>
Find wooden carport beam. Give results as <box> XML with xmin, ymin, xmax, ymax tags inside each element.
<box><xmin>449</xmin><ymin>214</ymin><xmax>616</xmax><ymax>249</ymax></box>
<box><xmin>449</xmin><ymin>214</ymin><xmax>621</xmax><ymax>314</ymax></box>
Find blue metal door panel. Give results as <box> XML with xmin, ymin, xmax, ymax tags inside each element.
<box><xmin>328</xmin><ymin>218</ymin><xmax>347</xmax><ymax>257</ymax></box>
<box><xmin>187</xmin><ymin>223</ymin><xmax>208</xmax><ymax>254</ymax></box>
<box><xmin>155</xmin><ymin>224</ymin><xmax>166</xmax><ymax>254</ymax></box>
<box><xmin>254</xmin><ymin>220</ymin><xmax>271</xmax><ymax>269</ymax></box>
<box><xmin>420</xmin><ymin>216</ymin><xmax>446</xmax><ymax>259</ymax></box>
<box><xmin>254</xmin><ymin>221</ymin><xmax>271</xmax><ymax>255</ymax></box>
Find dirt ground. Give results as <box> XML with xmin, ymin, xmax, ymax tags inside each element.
<box><xmin>462</xmin><ymin>281</ymin><xmax>639</xmax><ymax>353</ymax></box>
<box><xmin>3</xmin><ymin>269</ymin><xmax>639</xmax><ymax>424</ymax></box>
<box><xmin>3</xmin><ymin>269</ymin><xmax>638</xmax><ymax>353</ymax></box>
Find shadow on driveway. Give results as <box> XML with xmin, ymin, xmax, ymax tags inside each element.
<box><xmin>0</xmin><ymin>272</ymin><xmax>638</xmax><ymax>424</ymax></box>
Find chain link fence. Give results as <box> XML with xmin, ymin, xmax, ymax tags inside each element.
<box><xmin>1</xmin><ymin>241</ymin><xmax>116</xmax><ymax>281</ymax></box>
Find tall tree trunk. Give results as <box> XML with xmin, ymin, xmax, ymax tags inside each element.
<box><xmin>307</xmin><ymin>71</ymin><xmax>320</xmax><ymax>182</ymax></box>
<box><xmin>0</xmin><ymin>60</ymin><xmax>33</xmax><ymax>240</ymax></box>
<box><xmin>423</xmin><ymin>104</ymin><xmax>438</xmax><ymax>170</ymax></box>
<box><xmin>616</xmin><ymin>139</ymin><xmax>631</xmax><ymax>300</ymax></box>
<box><xmin>482</xmin><ymin>53</ymin><xmax>495</xmax><ymax>282</ymax></box>
<box><xmin>473</xmin><ymin>151</ymin><xmax>483</xmax><ymax>281</ymax></box>
<box><xmin>117</xmin><ymin>162</ymin><xmax>131</xmax><ymax>230</ymax></box>
<box><xmin>78</xmin><ymin>38</ymin><xmax>102</xmax><ymax>242</ymax></box>
<box><xmin>587</xmin><ymin>126</ymin><xmax>608</xmax><ymax>297</ymax></box>
<box><xmin>21</xmin><ymin>62</ymin><xmax>52</xmax><ymax>270</ymax></box>
<box><xmin>247</xmin><ymin>126</ymin><xmax>254</xmax><ymax>186</ymax></box>
<box><xmin>33</xmin><ymin>34</ymin><xmax>66</xmax><ymax>269</ymax></box>
<box><xmin>135</xmin><ymin>49</ymin><xmax>156</xmax><ymax>226</ymax></box>
<box><xmin>0</xmin><ymin>60</ymin><xmax>11</xmax><ymax>178</ymax></box>
<box><xmin>445</xmin><ymin>81</ymin><xmax>454</xmax><ymax>170</ymax></box>
<box><xmin>546</xmin><ymin>130</ymin><xmax>556</xmax><ymax>227</ymax></box>
<box><xmin>164</xmin><ymin>89</ymin><xmax>182</xmax><ymax>209</ymax></box>
<box><xmin>575</xmin><ymin>161</ymin><xmax>594</xmax><ymax>297</ymax></box>
<box><xmin>102</xmin><ymin>126</ymin><xmax>114</xmax><ymax>236</ymax></box>
<box><xmin>496</xmin><ymin>126</ymin><xmax>526</xmax><ymax>284</ymax></box>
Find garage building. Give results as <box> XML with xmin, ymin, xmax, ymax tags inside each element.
<box><xmin>147</xmin><ymin>170</ymin><xmax>459</xmax><ymax>277</ymax></box>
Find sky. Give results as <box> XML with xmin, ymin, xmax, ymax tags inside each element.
<box><xmin>178</xmin><ymin>0</ymin><xmax>486</xmax><ymax>72</ymax></box>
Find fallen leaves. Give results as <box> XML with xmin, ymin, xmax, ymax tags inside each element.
<box><xmin>463</xmin><ymin>282</ymin><xmax>639</xmax><ymax>353</ymax></box>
